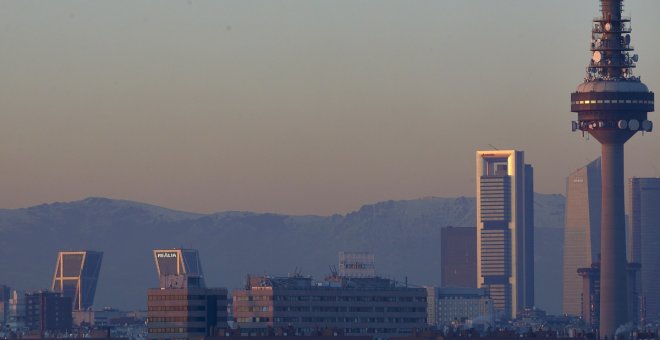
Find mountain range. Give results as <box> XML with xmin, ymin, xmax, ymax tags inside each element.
<box><xmin>0</xmin><ymin>193</ymin><xmax>565</xmax><ymax>314</ymax></box>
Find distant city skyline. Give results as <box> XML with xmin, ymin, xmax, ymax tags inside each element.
<box><xmin>1</xmin><ymin>1</ymin><xmax>659</xmax><ymax>216</ymax></box>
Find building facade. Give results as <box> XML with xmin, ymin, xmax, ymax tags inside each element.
<box><xmin>629</xmin><ymin>178</ymin><xmax>660</xmax><ymax>322</ymax></box>
<box><xmin>147</xmin><ymin>287</ymin><xmax>229</xmax><ymax>340</ymax></box>
<box><xmin>148</xmin><ymin>248</ymin><xmax>228</xmax><ymax>340</ymax></box>
<box><xmin>232</xmin><ymin>275</ymin><xmax>427</xmax><ymax>338</ymax></box>
<box><xmin>51</xmin><ymin>250</ymin><xmax>103</xmax><ymax>311</ymax></box>
<box><xmin>427</xmin><ymin>287</ymin><xmax>493</xmax><ymax>328</ymax></box>
<box><xmin>578</xmin><ymin>262</ymin><xmax>640</xmax><ymax>330</ymax></box>
<box><xmin>476</xmin><ymin>150</ymin><xmax>534</xmax><ymax>319</ymax></box>
<box><xmin>7</xmin><ymin>290</ymin><xmax>25</xmax><ymax>330</ymax></box>
<box><xmin>441</xmin><ymin>227</ymin><xmax>476</xmax><ymax>288</ymax></box>
<box><xmin>24</xmin><ymin>291</ymin><xmax>72</xmax><ymax>334</ymax></box>
<box><xmin>562</xmin><ymin>158</ymin><xmax>601</xmax><ymax>316</ymax></box>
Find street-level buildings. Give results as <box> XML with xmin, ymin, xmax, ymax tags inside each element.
<box><xmin>24</xmin><ymin>291</ymin><xmax>72</xmax><ymax>334</ymax></box>
<box><xmin>426</xmin><ymin>287</ymin><xmax>493</xmax><ymax>328</ymax></box>
<box><xmin>232</xmin><ymin>275</ymin><xmax>427</xmax><ymax>338</ymax></box>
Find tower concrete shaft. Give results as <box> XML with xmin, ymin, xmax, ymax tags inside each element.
<box><xmin>599</xmin><ymin>143</ymin><xmax>627</xmax><ymax>336</ymax></box>
<box><xmin>570</xmin><ymin>0</ymin><xmax>654</xmax><ymax>337</ymax></box>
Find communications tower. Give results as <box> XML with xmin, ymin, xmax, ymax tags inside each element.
<box><xmin>570</xmin><ymin>0</ymin><xmax>654</xmax><ymax>336</ymax></box>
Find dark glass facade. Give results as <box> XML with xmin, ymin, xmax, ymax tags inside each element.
<box><xmin>440</xmin><ymin>227</ymin><xmax>476</xmax><ymax>288</ymax></box>
<box><xmin>629</xmin><ymin>178</ymin><xmax>660</xmax><ymax>322</ymax></box>
<box><xmin>146</xmin><ymin>287</ymin><xmax>228</xmax><ymax>340</ymax></box>
<box><xmin>51</xmin><ymin>250</ymin><xmax>103</xmax><ymax>311</ymax></box>
<box><xmin>232</xmin><ymin>276</ymin><xmax>427</xmax><ymax>338</ymax></box>
<box><xmin>24</xmin><ymin>291</ymin><xmax>72</xmax><ymax>333</ymax></box>
<box><xmin>562</xmin><ymin>158</ymin><xmax>601</xmax><ymax>316</ymax></box>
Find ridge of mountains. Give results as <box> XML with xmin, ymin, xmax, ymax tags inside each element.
<box><xmin>0</xmin><ymin>193</ymin><xmax>565</xmax><ymax>314</ymax></box>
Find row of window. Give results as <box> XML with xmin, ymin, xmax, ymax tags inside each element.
<box><xmin>236</xmin><ymin>317</ymin><xmax>270</xmax><ymax>323</ymax></box>
<box><xmin>233</xmin><ymin>295</ymin><xmax>272</xmax><ymax>301</ymax></box>
<box><xmin>234</xmin><ymin>295</ymin><xmax>424</xmax><ymax>303</ymax></box>
<box><xmin>573</xmin><ymin>99</ymin><xmax>654</xmax><ymax>105</ymax></box>
<box><xmin>148</xmin><ymin>327</ymin><xmax>206</xmax><ymax>333</ymax></box>
<box><xmin>148</xmin><ymin>294</ymin><xmax>210</xmax><ymax>301</ymax></box>
<box><xmin>235</xmin><ymin>306</ymin><xmax>270</xmax><ymax>312</ymax></box>
<box><xmin>147</xmin><ymin>305</ymin><xmax>206</xmax><ymax>311</ymax></box>
<box><xmin>236</xmin><ymin>316</ymin><xmax>426</xmax><ymax>324</ymax></box>
<box><xmin>238</xmin><ymin>327</ymin><xmax>412</xmax><ymax>335</ymax></box>
<box><xmin>147</xmin><ymin>316</ymin><xmax>206</xmax><ymax>322</ymax></box>
<box><xmin>235</xmin><ymin>306</ymin><xmax>426</xmax><ymax>313</ymax></box>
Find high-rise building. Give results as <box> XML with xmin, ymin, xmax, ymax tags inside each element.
<box><xmin>147</xmin><ymin>248</ymin><xmax>229</xmax><ymax>340</ymax></box>
<box><xmin>51</xmin><ymin>250</ymin><xmax>103</xmax><ymax>311</ymax></box>
<box><xmin>629</xmin><ymin>178</ymin><xmax>660</xmax><ymax>322</ymax></box>
<box><xmin>24</xmin><ymin>291</ymin><xmax>72</xmax><ymax>334</ymax></box>
<box><xmin>569</xmin><ymin>0</ymin><xmax>654</xmax><ymax>336</ymax></box>
<box><xmin>441</xmin><ymin>227</ymin><xmax>476</xmax><ymax>288</ymax></box>
<box><xmin>562</xmin><ymin>158</ymin><xmax>602</xmax><ymax>316</ymax></box>
<box><xmin>476</xmin><ymin>150</ymin><xmax>534</xmax><ymax>319</ymax></box>
<box><xmin>153</xmin><ymin>248</ymin><xmax>205</xmax><ymax>289</ymax></box>
<box><xmin>233</xmin><ymin>275</ymin><xmax>427</xmax><ymax>338</ymax></box>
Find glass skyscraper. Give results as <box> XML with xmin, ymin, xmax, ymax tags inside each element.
<box><xmin>153</xmin><ymin>248</ymin><xmax>205</xmax><ymax>289</ymax></box>
<box><xmin>562</xmin><ymin>158</ymin><xmax>601</xmax><ymax>316</ymax></box>
<box><xmin>629</xmin><ymin>178</ymin><xmax>660</xmax><ymax>322</ymax></box>
<box><xmin>51</xmin><ymin>250</ymin><xmax>103</xmax><ymax>311</ymax></box>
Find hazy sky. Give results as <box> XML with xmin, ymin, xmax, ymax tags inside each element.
<box><xmin>1</xmin><ymin>1</ymin><xmax>659</xmax><ymax>215</ymax></box>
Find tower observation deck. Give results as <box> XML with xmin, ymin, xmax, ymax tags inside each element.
<box><xmin>570</xmin><ymin>0</ymin><xmax>654</xmax><ymax>337</ymax></box>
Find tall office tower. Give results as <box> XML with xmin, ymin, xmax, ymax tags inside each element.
<box><xmin>476</xmin><ymin>150</ymin><xmax>534</xmax><ymax>319</ymax></box>
<box><xmin>51</xmin><ymin>251</ymin><xmax>103</xmax><ymax>311</ymax></box>
<box><xmin>441</xmin><ymin>227</ymin><xmax>476</xmax><ymax>288</ymax></box>
<box><xmin>570</xmin><ymin>0</ymin><xmax>654</xmax><ymax>336</ymax></box>
<box><xmin>153</xmin><ymin>248</ymin><xmax>205</xmax><ymax>289</ymax></box>
<box><xmin>562</xmin><ymin>158</ymin><xmax>602</xmax><ymax>316</ymax></box>
<box><xmin>338</xmin><ymin>251</ymin><xmax>376</xmax><ymax>278</ymax></box>
<box><xmin>629</xmin><ymin>178</ymin><xmax>660</xmax><ymax>322</ymax></box>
